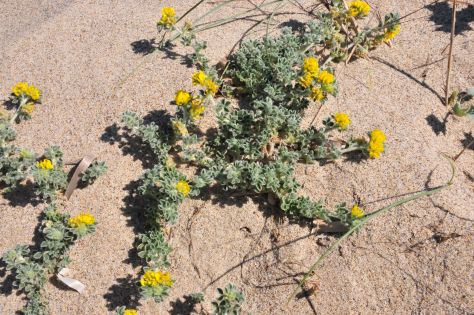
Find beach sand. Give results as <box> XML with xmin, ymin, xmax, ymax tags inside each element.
<box><xmin>0</xmin><ymin>1</ymin><xmax>473</xmax><ymax>314</ymax></box>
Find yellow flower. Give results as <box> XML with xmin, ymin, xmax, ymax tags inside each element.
<box><xmin>37</xmin><ymin>159</ymin><xmax>54</xmax><ymax>170</ymax></box>
<box><xmin>299</xmin><ymin>73</ymin><xmax>314</xmax><ymax>89</ymax></box>
<box><xmin>69</xmin><ymin>213</ymin><xmax>95</xmax><ymax>228</ymax></box>
<box><xmin>318</xmin><ymin>71</ymin><xmax>335</xmax><ymax>85</ymax></box>
<box><xmin>384</xmin><ymin>24</ymin><xmax>401</xmax><ymax>42</ymax></box>
<box><xmin>140</xmin><ymin>270</ymin><xmax>173</xmax><ymax>287</ymax></box>
<box><xmin>21</xmin><ymin>102</ymin><xmax>35</xmax><ymax>115</ymax></box>
<box><xmin>158</xmin><ymin>7</ymin><xmax>176</xmax><ymax>27</ymax></box>
<box><xmin>192</xmin><ymin>71</ymin><xmax>207</xmax><ymax>86</ymax></box>
<box><xmin>368</xmin><ymin>140</ymin><xmax>384</xmax><ymax>158</ymax></box>
<box><xmin>12</xmin><ymin>82</ymin><xmax>41</xmax><ymax>101</ymax></box>
<box><xmin>176</xmin><ymin>180</ymin><xmax>190</xmax><ymax>197</ymax></box>
<box><xmin>351</xmin><ymin>205</ymin><xmax>364</xmax><ymax>218</ymax></box>
<box><xmin>190</xmin><ymin>104</ymin><xmax>205</xmax><ymax>120</ymax></box>
<box><xmin>367</xmin><ymin>129</ymin><xmax>386</xmax><ymax>158</ymax></box>
<box><xmin>124</xmin><ymin>310</ymin><xmax>138</xmax><ymax>315</ymax></box>
<box><xmin>204</xmin><ymin>79</ymin><xmax>219</xmax><ymax>96</ymax></box>
<box><xmin>26</xmin><ymin>85</ymin><xmax>41</xmax><ymax>101</ymax></box>
<box><xmin>12</xmin><ymin>82</ymin><xmax>29</xmax><ymax>97</ymax></box>
<box><xmin>370</xmin><ymin>129</ymin><xmax>386</xmax><ymax>143</ymax></box>
<box><xmin>175</xmin><ymin>90</ymin><xmax>192</xmax><ymax>106</ymax></box>
<box><xmin>303</xmin><ymin>57</ymin><xmax>319</xmax><ymax>77</ymax></box>
<box><xmin>348</xmin><ymin>1</ymin><xmax>370</xmax><ymax>18</ymax></box>
<box><xmin>172</xmin><ymin>120</ymin><xmax>188</xmax><ymax>136</ymax></box>
<box><xmin>334</xmin><ymin>112</ymin><xmax>351</xmax><ymax>130</ymax></box>
<box><xmin>310</xmin><ymin>87</ymin><xmax>324</xmax><ymax>102</ymax></box>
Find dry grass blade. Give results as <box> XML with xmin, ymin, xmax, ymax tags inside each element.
<box><xmin>445</xmin><ymin>0</ymin><xmax>457</xmax><ymax>106</ymax></box>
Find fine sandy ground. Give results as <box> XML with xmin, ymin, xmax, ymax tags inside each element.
<box><xmin>0</xmin><ymin>1</ymin><xmax>473</xmax><ymax>314</ymax></box>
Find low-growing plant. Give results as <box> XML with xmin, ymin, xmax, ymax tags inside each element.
<box><xmin>1</xmin><ymin>83</ymin><xmax>107</xmax><ymax>315</ymax></box>
<box><xmin>212</xmin><ymin>284</ymin><xmax>245</xmax><ymax>315</ymax></box>
<box><xmin>0</xmin><ymin>83</ymin><xmax>107</xmax><ymax>201</ymax></box>
<box><xmin>117</xmin><ymin>0</ymin><xmax>402</xmax><ymax>310</ymax></box>
<box><xmin>3</xmin><ymin>204</ymin><xmax>96</xmax><ymax>314</ymax></box>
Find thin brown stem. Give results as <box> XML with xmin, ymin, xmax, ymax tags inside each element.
<box><xmin>454</xmin><ymin>139</ymin><xmax>474</xmax><ymax>161</ymax></box>
<box><xmin>309</xmin><ymin>104</ymin><xmax>323</xmax><ymax>126</ymax></box>
<box><xmin>445</xmin><ymin>0</ymin><xmax>457</xmax><ymax>106</ymax></box>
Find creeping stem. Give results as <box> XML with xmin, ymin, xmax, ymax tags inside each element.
<box><xmin>286</xmin><ymin>155</ymin><xmax>455</xmax><ymax>304</ymax></box>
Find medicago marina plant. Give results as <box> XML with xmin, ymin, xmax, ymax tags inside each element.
<box><xmin>115</xmin><ymin>1</ymin><xmax>402</xmax><ymax>311</ymax></box>
<box><xmin>1</xmin><ymin>83</ymin><xmax>107</xmax><ymax>314</ymax></box>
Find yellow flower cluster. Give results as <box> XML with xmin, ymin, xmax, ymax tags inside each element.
<box><xmin>21</xmin><ymin>102</ymin><xmax>35</xmax><ymax>115</ymax></box>
<box><xmin>158</xmin><ymin>7</ymin><xmax>176</xmax><ymax>28</ymax></box>
<box><xmin>12</xmin><ymin>82</ymin><xmax>41</xmax><ymax>101</ymax></box>
<box><xmin>318</xmin><ymin>71</ymin><xmax>335</xmax><ymax>86</ymax></box>
<box><xmin>368</xmin><ymin>129</ymin><xmax>386</xmax><ymax>158</ymax></box>
<box><xmin>348</xmin><ymin>1</ymin><xmax>370</xmax><ymax>18</ymax></box>
<box><xmin>310</xmin><ymin>87</ymin><xmax>324</xmax><ymax>102</ymax></box>
<box><xmin>190</xmin><ymin>98</ymin><xmax>205</xmax><ymax>120</ymax></box>
<box><xmin>299</xmin><ymin>57</ymin><xmax>319</xmax><ymax>89</ymax></box>
<box><xmin>176</xmin><ymin>180</ymin><xmax>190</xmax><ymax>197</ymax></box>
<box><xmin>68</xmin><ymin>213</ymin><xmax>95</xmax><ymax>228</ymax></box>
<box><xmin>172</xmin><ymin>120</ymin><xmax>188</xmax><ymax>136</ymax></box>
<box><xmin>384</xmin><ymin>24</ymin><xmax>401</xmax><ymax>42</ymax></box>
<box><xmin>175</xmin><ymin>90</ymin><xmax>192</xmax><ymax>106</ymax></box>
<box><xmin>334</xmin><ymin>112</ymin><xmax>351</xmax><ymax>130</ymax></box>
<box><xmin>303</xmin><ymin>57</ymin><xmax>319</xmax><ymax>77</ymax></box>
<box><xmin>124</xmin><ymin>310</ymin><xmax>138</xmax><ymax>315</ymax></box>
<box><xmin>192</xmin><ymin>71</ymin><xmax>207</xmax><ymax>86</ymax></box>
<box><xmin>192</xmin><ymin>71</ymin><xmax>219</xmax><ymax>96</ymax></box>
<box><xmin>351</xmin><ymin>205</ymin><xmax>364</xmax><ymax>218</ymax></box>
<box><xmin>299</xmin><ymin>74</ymin><xmax>314</xmax><ymax>89</ymax></box>
<box><xmin>37</xmin><ymin>159</ymin><xmax>54</xmax><ymax>170</ymax></box>
<box><xmin>140</xmin><ymin>270</ymin><xmax>173</xmax><ymax>287</ymax></box>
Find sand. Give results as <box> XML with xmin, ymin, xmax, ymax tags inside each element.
<box><xmin>0</xmin><ymin>0</ymin><xmax>473</xmax><ymax>314</ymax></box>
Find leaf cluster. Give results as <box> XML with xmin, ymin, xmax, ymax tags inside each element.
<box><xmin>2</xmin><ymin>204</ymin><xmax>96</xmax><ymax>314</ymax></box>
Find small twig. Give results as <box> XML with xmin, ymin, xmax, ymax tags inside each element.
<box><xmin>309</xmin><ymin>104</ymin><xmax>323</xmax><ymax>126</ymax></box>
<box><xmin>453</xmin><ymin>139</ymin><xmax>474</xmax><ymax>161</ymax></box>
<box><xmin>445</xmin><ymin>0</ymin><xmax>457</xmax><ymax>107</ymax></box>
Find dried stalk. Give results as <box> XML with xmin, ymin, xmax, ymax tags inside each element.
<box><xmin>445</xmin><ymin>0</ymin><xmax>457</xmax><ymax>106</ymax></box>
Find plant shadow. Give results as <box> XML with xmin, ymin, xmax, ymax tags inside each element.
<box><xmin>425</xmin><ymin>112</ymin><xmax>450</xmax><ymax>136</ymax></box>
<box><xmin>101</xmin><ymin>110</ymin><xmax>173</xmax><ymax>169</ymax></box>
<box><xmin>169</xmin><ymin>295</ymin><xmax>199</xmax><ymax>315</ymax></box>
<box><xmin>131</xmin><ymin>39</ymin><xmax>157</xmax><ymax>55</ymax></box>
<box><xmin>130</xmin><ymin>39</ymin><xmax>194</xmax><ymax>68</ymax></box>
<box><xmin>0</xmin><ymin>181</ymin><xmax>42</xmax><ymax>207</ymax></box>
<box><xmin>103</xmin><ymin>274</ymin><xmax>142</xmax><ymax>311</ymax></box>
<box><xmin>426</xmin><ymin>2</ymin><xmax>474</xmax><ymax>35</ymax></box>
<box><xmin>460</xmin><ymin>131</ymin><xmax>474</xmax><ymax>152</ymax></box>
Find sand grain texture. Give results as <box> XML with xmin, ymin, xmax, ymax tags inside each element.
<box><xmin>0</xmin><ymin>1</ymin><xmax>473</xmax><ymax>314</ymax></box>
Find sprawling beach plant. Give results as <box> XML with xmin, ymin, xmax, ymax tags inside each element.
<box><xmin>0</xmin><ymin>83</ymin><xmax>107</xmax><ymax>201</ymax></box>
<box><xmin>1</xmin><ymin>84</ymin><xmax>107</xmax><ymax>315</ymax></box>
<box><xmin>116</xmin><ymin>1</ymin><xmax>401</xmax><ymax>310</ymax></box>
<box><xmin>3</xmin><ymin>205</ymin><xmax>96</xmax><ymax>314</ymax></box>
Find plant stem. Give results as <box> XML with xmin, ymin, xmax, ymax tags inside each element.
<box><xmin>286</xmin><ymin>155</ymin><xmax>455</xmax><ymax>304</ymax></box>
<box><xmin>445</xmin><ymin>0</ymin><xmax>457</xmax><ymax>107</ymax></box>
<box><xmin>10</xmin><ymin>97</ymin><xmax>28</xmax><ymax>124</ymax></box>
<box><xmin>309</xmin><ymin>104</ymin><xmax>323</xmax><ymax>126</ymax></box>
<box><xmin>454</xmin><ymin>138</ymin><xmax>474</xmax><ymax>161</ymax></box>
